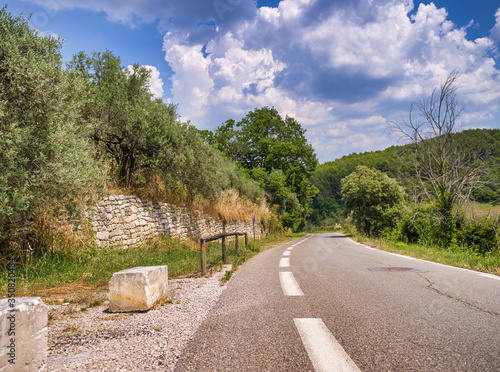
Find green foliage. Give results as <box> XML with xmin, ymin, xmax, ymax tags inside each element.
<box><xmin>341</xmin><ymin>166</ymin><xmax>407</xmax><ymax>236</ymax></box>
<box><xmin>69</xmin><ymin>50</ymin><xmax>264</xmax><ymax>205</ymax></box>
<box><xmin>0</xmin><ymin>8</ymin><xmax>100</xmax><ymax>251</ymax></box>
<box><xmin>309</xmin><ymin>145</ymin><xmax>413</xmax><ymax>225</ymax></box>
<box><xmin>400</xmin><ymin>204</ymin><xmax>463</xmax><ymax>247</ymax></box>
<box><xmin>310</xmin><ymin>128</ymin><xmax>500</xmax><ymax>225</ymax></box>
<box><xmin>458</xmin><ymin>217</ymin><xmax>499</xmax><ymax>255</ymax></box>
<box><xmin>69</xmin><ymin>51</ymin><xmax>178</xmax><ymax>187</ymax></box>
<box><xmin>203</xmin><ymin>107</ymin><xmax>318</xmax><ymax>231</ymax></box>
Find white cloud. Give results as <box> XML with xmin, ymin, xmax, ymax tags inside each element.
<box><xmin>490</xmin><ymin>8</ymin><xmax>500</xmax><ymax>43</ymax></box>
<box><xmin>163</xmin><ymin>32</ymin><xmax>214</xmax><ymax>124</ymax></box>
<box><xmin>160</xmin><ymin>1</ymin><xmax>500</xmax><ymax>161</ymax></box>
<box><xmin>143</xmin><ymin>65</ymin><xmax>164</xmax><ymax>99</ymax></box>
<box><xmin>28</xmin><ymin>0</ymin><xmax>500</xmax><ymax>162</ymax></box>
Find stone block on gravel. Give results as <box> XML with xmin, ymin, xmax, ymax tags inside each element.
<box><xmin>109</xmin><ymin>266</ymin><xmax>168</xmax><ymax>312</ymax></box>
<box><xmin>0</xmin><ymin>297</ymin><xmax>48</xmax><ymax>372</ymax></box>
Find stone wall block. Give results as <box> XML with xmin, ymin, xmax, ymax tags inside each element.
<box><xmin>90</xmin><ymin>195</ymin><xmax>264</xmax><ymax>248</ymax></box>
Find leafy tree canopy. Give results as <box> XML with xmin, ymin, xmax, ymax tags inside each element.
<box><xmin>341</xmin><ymin>166</ymin><xmax>407</xmax><ymax>236</ymax></box>
<box><xmin>0</xmin><ymin>7</ymin><xmax>99</xmax><ymax>242</ymax></box>
<box><xmin>202</xmin><ymin>107</ymin><xmax>319</xmax><ymax>231</ymax></box>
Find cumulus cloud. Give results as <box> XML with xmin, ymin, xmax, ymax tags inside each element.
<box><xmin>29</xmin><ymin>0</ymin><xmax>500</xmax><ymax>161</ymax></box>
<box><xmin>143</xmin><ymin>65</ymin><xmax>164</xmax><ymax>99</ymax></box>
<box><xmin>159</xmin><ymin>0</ymin><xmax>500</xmax><ymax>160</ymax></box>
<box><xmin>491</xmin><ymin>8</ymin><xmax>500</xmax><ymax>43</ymax></box>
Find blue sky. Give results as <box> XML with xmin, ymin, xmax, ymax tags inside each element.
<box><xmin>5</xmin><ymin>0</ymin><xmax>500</xmax><ymax>163</ymax></box>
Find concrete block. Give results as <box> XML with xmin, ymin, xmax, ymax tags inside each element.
<box><xmin>0</xmin><ymin>297</ymin><xmax>47</xmax><ymax>372</ymax></box>
<box><xmin>108</xmin><ymin>266</ymin><xmax>168</xmax><ymax>312</ymax></box>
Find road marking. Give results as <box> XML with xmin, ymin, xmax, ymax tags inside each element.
<box><xmin>279</xmin><ymin>257</ymin><xmax>290</xmax><ymax>268</ymax></box>
<box><xmin>338</xmin><ymin>234</ymin><xmax>499</xmax><ymax>279</ymax></box>
<box><xmin>279</xmin><ymin>272</ymin><xmax>304</xmax><ymax>296</ymax></box>
<box><xmin>479</xmin><ymin>273</ymin><xmax>500</xmax><ymax>281</ymax></box>
<box><xmin>388</xmin><ymin>252</ymin><xmax>416</xmax><ymax>260</ymax></box>
<box><xmin>294</xmin><ymin>318</ymin><xmax>360</xmax><ymax>372</ymax></box>
<box><xmin>287</xmin><ymin>247</ymin><xmax>294</xmax><ymax>251</ymax></box>
<box><xmin>283</xmin><ymin>250</ymin><xmax>291</xmax><ymax>256</ymax></box>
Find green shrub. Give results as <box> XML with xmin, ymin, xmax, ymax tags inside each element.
<box><xmin>458</xmin><ymin>218</ymin><xmax>499</xmax><ymax>255</ymax></box>
<box><xmin>341</xmin><ymin>166</ymin><xmax>407</xmax><ymax>236</ymax></box>
<box><xmin>400</xmin><ymin>204</ymin><xmax>464</xmax><ymax>247</ymax></box>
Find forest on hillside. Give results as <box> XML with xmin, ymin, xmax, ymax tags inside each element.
<box><xmin>309</xmin><ymin>128</ymin><xmax>500</xmax><ymax>225</ymax></box>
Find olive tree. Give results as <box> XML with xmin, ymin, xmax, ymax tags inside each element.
<box><xmin>0</xmin><ymin>7</ymin><xmax>99</xmax><ymax>251</ymax></box>
<box><xmin>341</xmin><ymin>166</ymin><xmax>407</xmax><ymax>236</ymax></box>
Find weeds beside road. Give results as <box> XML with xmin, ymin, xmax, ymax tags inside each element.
<box><xmin>0</xmin><ymin>233</ymin><xmax>305</xmax><ymax>301</ymax></box>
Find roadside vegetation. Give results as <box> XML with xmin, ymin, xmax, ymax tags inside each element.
<box><xmin>0</xmin><ymin>232</ymin><xmax>304</xmax><ymax>298</ymax></box>
<box><xmin>308</xmin><ymin>71</ymin><xmax>500</xmax><ymax>274</ymax></box>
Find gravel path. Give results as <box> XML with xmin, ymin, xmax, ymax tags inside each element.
<box><xmin>47</xmin><ymin>266</ymin><xmax>231</xmax><ymax>371</ymax></box>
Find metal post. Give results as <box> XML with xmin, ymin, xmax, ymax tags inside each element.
<box><xmin>245</xmin><ymin>232</ymin><xmax>248</xmax><ymax>249</ymax></box>
<box><xmin>200</xmin><ymin>239</ymin><xmax>206</xmax><ymax>276</ymax></box>
<box><xmin>235</xmin><ymin>234</ymin><xmax>239</xmax><ymax>255</ymax></box>
<box><xmin>222</xmin><ymin>235</ymin><xmax>227</xmax><ymax>264</ymax></box>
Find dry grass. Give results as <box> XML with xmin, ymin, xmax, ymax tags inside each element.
<box><xmin>466</xmin><ymin>202</ymin><xmax>500</xmax><ymax>217</ymax></box>
<box><xmin>4</xmin><ymin>206</ymin><xmax>96</xmax><ymax>263</ymax></box>
<box><xmin>34</xmin><ymin>209</ymin><xmax>96</xmax><ymax>255</ymax></box>
<box><xmin>212</xmin><ymin>189</ymin><xmax>271</xmax><ymax>223</ymax></box>
<box><xmin>109</xmin><ymin>185</ymin><xmax>272</xmax><ymax>225</ymax></box>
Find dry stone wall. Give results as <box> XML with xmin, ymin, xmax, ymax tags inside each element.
<box><xmin>90</xmin><ymin>195</ymin><xmax>263</xmax><ymax>248</ymax></box>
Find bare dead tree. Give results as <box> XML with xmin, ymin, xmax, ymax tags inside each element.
<box><xmin>389</xmin><ymin>70</ymin><xmax>486</xmax><ymax>215</ymax></box>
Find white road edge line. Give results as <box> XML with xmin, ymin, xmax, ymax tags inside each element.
<box><xmin>388</xmin><ymin>252</ymin><xmax>416</xmax><ymax>260</ymax></box>
<box><xmin>279</xmin><ymin>257</ymin><xmax>290</xmax><ymax>268</ymax></box>
<box><xmin>294</xmin><ymin>318</ymin><xmax>360</xmax><ymax>372</ymax></box>
<box><xmin>479</xmin><ymin>273</ymin><xmax>500</xmax><ymax>281</ymax></box>
<box><xmin>282</xmin><ymin>250</ymin><xmax>292</xmax><ymax>256</ymax></box>
<box><xmin>340</xmin><ymin>234</ymin><xmax>500</xmax><ymax>279</ymax></box>
<box><xmin>279</xmin><ymin>272</ymin><xmax>304</xmax><ymax>296</ymax></box>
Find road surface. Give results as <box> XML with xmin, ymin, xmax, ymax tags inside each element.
<box><xmin>174</xmin><ymin>233</ymin><xmax>500</xmax><ymax>371</ymax></box>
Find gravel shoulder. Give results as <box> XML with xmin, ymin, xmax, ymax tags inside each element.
<box><xmin>47</xmin><ymin>266</ymin><xmax>231</xmax><ymax>371</ymax></box>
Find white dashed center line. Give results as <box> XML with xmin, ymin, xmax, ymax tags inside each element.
<box><xmin>279</xmin><ymin>257</ymin><xmax>291</xmax><ymax>268</ymax></box>
<box><xmin>279</xmin><ymin>272</ymin><xmax>304</xmax><ymax>296</ymax></box>
<box><xmin>282</xmin><ymin>250</ymin><xmax>291</xmax><ymax>256</ymax></box>
<box><xmin>294</xmin><ymin>318</ymin><xmax>360</xmax><ymax>372</ymax></box>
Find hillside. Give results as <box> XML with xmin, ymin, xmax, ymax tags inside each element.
<box><xmin>309</xmin><ymin>128</ymin><xmax>500</xmax><ymax>224</ymax></box>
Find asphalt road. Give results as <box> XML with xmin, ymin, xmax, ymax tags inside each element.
<box><xmin>174</xmin><ymin>233</ymin><xmax>500</xmax><ymax>371</ymax></box>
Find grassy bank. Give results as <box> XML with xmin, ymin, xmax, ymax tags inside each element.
<box><xmin>0</xmin><ymin>232</ymin><xmax>304</xmax><ymax>299</ymax></box>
